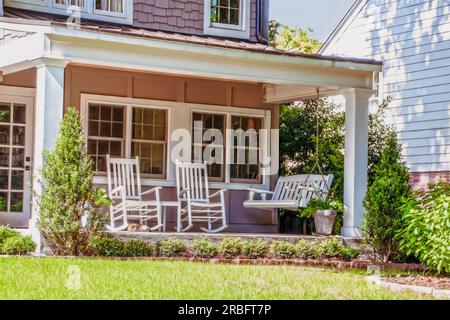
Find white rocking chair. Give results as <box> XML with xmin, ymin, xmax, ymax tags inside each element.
<box><xmin>106</xmin><ymin>155</ymin><xmax>163</xmax><ymax>232</ymax></box>
<box><xmin>175</xmin><ymin>160</ymin><xmax>228</xmax><ymax>233</ymax></box>
<box><xmin>244</xmin><ymin>174</ymin><xmax>334</xmax><ymax>211</ymax></box>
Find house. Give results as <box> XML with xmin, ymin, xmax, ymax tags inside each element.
<box><xmin>0</xmin><ymin>0</ymin><xmax>381</xmax><ymax>246</ymax></box>
<box><xmin>321</xmin><ymin>0</ymin><xmax>450</xmax><ymax>188</ymax></box>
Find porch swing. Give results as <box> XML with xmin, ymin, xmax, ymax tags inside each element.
<box><xmin>243</xmin><ymin>88</ymin><xmax>334</xmax><ymax>212</ymax></box>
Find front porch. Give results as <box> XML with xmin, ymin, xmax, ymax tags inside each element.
<box><xmin>0</xmin><ymin>10</ymin><xmax>382</xmax><ymax>247</ymax></box>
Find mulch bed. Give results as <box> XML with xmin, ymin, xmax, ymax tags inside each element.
<box><xmin>383</xmin><ymin>275</ymin><xmax>450</xmax><ymax>290</ymax></box>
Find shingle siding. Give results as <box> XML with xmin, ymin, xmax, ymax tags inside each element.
<box><xmin>133</xmin><ymin>0</ymin><xmax>258</xmax><ymax>41</ymax></box>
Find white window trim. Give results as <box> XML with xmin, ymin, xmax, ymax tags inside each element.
<box><xmin>4</xmin><ymin>0</ymin><xmax>133</xmax><ymax>25</ymax></box>
<box><xmin>204</xmin><ymin>0</ymin><xmax>251</xmax><ymax>40</ymax></box>
<box><xmin>81</xmin><ymin>94</ymin><xmax>273</xmax><ymax>191</ymax></box>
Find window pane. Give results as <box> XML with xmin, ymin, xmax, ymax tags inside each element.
<box><xmin>211</xmin><ymin>0</ymin><xmax>241</xmax><ymax>26</ymax></box>
<box><xmin>192</xmin><ymin>112</ymin><xmax>225</xmax><ymax>180</ymax></box>
<box><xmin>96</xmin><ymin>0</ymin><xmax>124</xmax><ymax>13</ymax></box>
<box><xmin>230</xmin><ymin>116</ymin><xmax>261</xmax><ymax>181</ymax></box>
<box><xmin>87</xmin><ymin>104</ymin><xmax>125</xmax><ymax>172</ymax></box>
<box><xmin>0</xmin><ymin>104</ymin><xmax>11</xmax><ymax>123</ymax></box>
<box><xmin>131</xmin><ymin>107</ymin><xmax>167</xmax><ymax>177</ymax></box>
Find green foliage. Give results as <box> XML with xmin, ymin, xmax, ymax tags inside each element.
<box><xmin>271</xmin><ymin>241</ymin><xmax>297</xmax><ymax>259</ymax></box>
<box><xmin>301</xmin><ymin>198</ymin><xmax>344</xmax><ymax>219</ymax></box>
<box><xmin>36</xmin><ymin>108</ymin><xmax>111</xmax><ymax>256</ymax></box>
<box><xmin>242</xmin><ymin>240</ymin><xmax>270</xmax><ymax>259</ymax></box>
<box><xmin>0</xmin><ymin>226</ymin><xmax>20</xmax><ymax>245</ymax></box>
<box><xmin>158</xmin><ymin>239</ymin><xmax>187</xmax><ymax>257</ymax></box>
<box><xmin>295</xmin><ymin>239</ymin><xmax>359</xmax><ymax>261</ymax></box>
<box><xmin>397</xmin><ymin>182</ymin><xmax>450</xmax><ymax>274</ymax></box>
<box><xmin>269</xmin><ymin>21</ymin><xmax>322</xmax><ymax>54</ymax></box>
<box><xmin>192</xmin><ymin>238</ymin><xmax>218</xmax><ymax>259</ymax></box>
<box><xmin>1</xmin><ymin>236</ymin><xmax>36</xmax><ymax>255</ymax></box>
<box><xmin>218</xmin><ymin>238</ymin><xmax>244</xmax><ymax>258</ymax></box>
<box><xmin>295</xmin><ymin>240</ymin><xmax>314</xmax><ymax>260</ymax></box>
<box><xmin>92</xmin><ymin>238</ymin><xmax>124</xmax><ymax>257</ymax></box>
<box><xmin>363</xmin><ymin>134</ymin><xmax>411</xmax><ymax>262</ymax></box>
<box><xmin>123</xmin><ymin>240</ymin><xmax>154</xmax><ymax>257</ymax></box>
<box><xmin>92</xmin><ymin>238</ymin><xmax>154</xmax><ymax>257</ymax></box>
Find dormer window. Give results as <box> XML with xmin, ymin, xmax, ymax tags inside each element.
<box><xmin>5</xmin><ymin>0</ymin><xmax>132</xmax><ymax>24</ymax></box>
<box><xmin>204</xmin><ymin>0</ymin><xmax>251</xmax><ymax>40</ymax></box>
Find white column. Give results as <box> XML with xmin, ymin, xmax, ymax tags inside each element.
<box><xmin>342</xmin><ymin>88</ymin><xmax>374</xmax><ymax>238</ymax></box>
<box><xmin>30</xmin><ymin>58</ymin><xmax>69</xmax><ymax>252</ymax></box>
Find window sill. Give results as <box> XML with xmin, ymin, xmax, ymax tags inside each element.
<box><xmin>203</xmin><ymin>26</ymin><xmax>250</xmax><ymax>40</ymax></box>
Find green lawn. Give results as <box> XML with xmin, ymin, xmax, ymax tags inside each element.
<box><xmin>0</xmin><ymin>257</ymin><xmax>432</xmax><ymax>300</ymax></box>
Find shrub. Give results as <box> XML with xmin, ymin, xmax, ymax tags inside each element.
<box><xmin>295</xmin><ymin>239</ymin><xmax>313</xmax><ymax>259</ymax></box>
<box><xmin>1</xmin><ymin>236</ymin><xmax>36</xmax><ymax>255</ymax></box>
<box><xmin>158</xmin><ymin>239</ymin><xmax>187</xmax><ymax>257</ymax></box>
<box><xmin>93</xmin><ymin>238</ymin><xmax>124</xmax><ymax>257</ymax></box>
<box><xmin>396</xmin><ymin>182</ymin><xmax>450</xmax><ymax>274</ymax></box>
<box><xmin>271</xmin><ymin>241</ymin><xmax>296</xmax><ymax>259</ymax></box>
<box><xmin>36</xmin><ymin>108</ymin><xmax>110</xmax><ymax>256</ymax></box>
<box><xmin>0</xmin><ymin>226</ymin><xmax>20</xmax><ymax>246</ymax></box>
<box><xmin>363</xmin><ymin>134</ymin><xmax>411</xmax><ymax>262</ymax></box>
<box><xmin>123</xmin><ymin>240</ymin><xmax>154</xmax><ymax>257</ymax></box>
<box><xmin>242</xmin><ymin>240</ymin><xmax>269</xmax><ymax>259</ymax></box>
<box><xmin>339</xmin><ymin>246</ymin><xmax>360</xmax><ymax>262</ymax></box>
<box><xmin>218</xmin><ymin>238</ymin><xmax>244</xmax><ymax>258</ymax></box>
<box><xmin>192</xmin><ymin>238</ymin><xmax>218</xmax><ymax>259</ymax></box>
<box><xmin>305</xmin><ymin>239</ymin><xmax>359</xmax><ymax>261</ymax></box>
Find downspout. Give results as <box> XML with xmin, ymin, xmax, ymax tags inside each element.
<box><xmin>256</xmin><ymin>0</ymin><xmax>269</xmax><ymax>44</ymax></box>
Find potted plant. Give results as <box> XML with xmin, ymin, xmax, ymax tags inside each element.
<box><xmin>301</xmin><ymin>198</ymin><xmax>344</xmax><ymax>236</ymax></box>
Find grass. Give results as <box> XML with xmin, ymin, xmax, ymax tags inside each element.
<box><xmin>0</xmin><ymin>257</ymin><xmax>434</xmax><ymax>300</ymax></box>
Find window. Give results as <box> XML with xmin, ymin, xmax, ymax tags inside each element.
<box><xmin>86</xmin><ymin>103</ymin><xmax>167</xmax><ymax>178</ymax></box>
<box><xmin>191</xmin><ymin>111</ymin><xmax>264</xmax><ymax>184</ymax></box>
<box><xmin>230</xmin><ymin>116</ymin><xmax>261</xmax><ymax>182</ymax></box>
<box><xmin>53</xmin><ymin>0</ymin><xmax>85</xmax><ymax>9</ymax></box>
<box><xmin>94</xmin><ymin>0</ymin><xmax>124</xmax><ymax>14</ymax></box>
<box><xmin>210</xmin><ymin>0</ymin><xmax>241</xmax><ymax>26</ymax></box>
<box><xmin>5</xmin><ymin>0</ymin><xmax>132</xmax><ymax>24</ymax></box>
<box><xmin>192</xmin><ymin>112</ymin><xmax>226</xmax><ymax>181</ymax></box>
<box><xmin>204</xmin><ymin>0</ymin><xmax>251</xmax><ymax>39</ymax></box>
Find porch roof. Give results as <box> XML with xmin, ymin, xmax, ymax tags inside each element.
<box><xmin>1</xmin><ymin>7</ymin><xmax>381</xmax><ymax>68</ymax></box>
<box><xmin>0</xmin><ymin>7</ymin><xmax>382</xmax><ymax>102</ymax></box>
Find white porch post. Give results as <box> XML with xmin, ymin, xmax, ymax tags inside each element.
<box><xmin>342</xmin><ymin>88</ymin><xmax>374</xmax><ymax>238</ymax></box>
<box><xmin>30</xmin><ymin>58</ymin><xmax>69</xmax><ymax>252</ymax></box>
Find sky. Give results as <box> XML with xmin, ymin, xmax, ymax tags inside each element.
<box><xmin>270</xmin><ymin>0</ymin><xmax>356</xmax><ymax>42</ymax></box>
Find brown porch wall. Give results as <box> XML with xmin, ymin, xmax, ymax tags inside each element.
<box><xmin>0</xmin><ymin>68</ymin><xmax>36</xmax><ymax>88</ymax></box>
<box><xmin>64</xmin><ymin>64</ymin><xmax>280</xmax><ymax>233</ymax></box>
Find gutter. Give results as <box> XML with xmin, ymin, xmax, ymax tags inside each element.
<box><xmin>256</xmin><ymin>0</ymin><xmax>269</xmax><ymax>45</ymax></box>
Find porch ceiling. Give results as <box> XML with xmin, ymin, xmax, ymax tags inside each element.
<box><xmin>0</xmin><ymin>9</ymin><xmax>382</xmax><ymax>102</ymax></box>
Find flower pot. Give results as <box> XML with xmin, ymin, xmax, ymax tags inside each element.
<box><xmin>313</xmin><ymin>210</ymin><xmax>337</xmax><ymax>236</ymax></box>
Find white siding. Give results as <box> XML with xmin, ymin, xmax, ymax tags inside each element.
<box><xmin>324</xmin><ymin>0</ymin><xmax>450</xmax><ymax>173</ymax></box>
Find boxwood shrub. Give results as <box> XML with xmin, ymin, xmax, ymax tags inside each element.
<box><xmin>242</xmin><ymin>240</ymin><xmax>270</xmax><ymax>259</ymax></box>
<box><xmin>218</xmin><ymin>238</ymin><xmax>244</xmax><ymax>258</ymax></box>
<box><xmin>158</xmin><ymin>238</ymin><xmax>187</xmax><ymax>257</ymax></box>
<box><xmin>192</xmin><ymin>238</ymin><xmax>218</xmax><ymax>258</ymax></box>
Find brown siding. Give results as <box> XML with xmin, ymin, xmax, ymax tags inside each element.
<box><xmin>0</xmin><ymin>68</ymin><xmax>36</xmax><ymax>88</ymax></box>
<box><xmin>65</xmin><ymin>64</ymin><xmax>278</xmax><ymax>233</ymax></box>
<box><xmin>133</xmin><ymin>0</ymin><xmax>258</xmax><ymax>41</ymax></box>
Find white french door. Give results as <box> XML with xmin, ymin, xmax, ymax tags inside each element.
<box><xmin>0</xmin><ymin>94</ymin><xmax>33</xmax><ymax>228</ymax></box>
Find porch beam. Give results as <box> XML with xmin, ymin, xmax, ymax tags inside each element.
<box><xmin>264</xmin><ymin>84</ymin><xmax>341</xmax><ymax>103</ymax></box>
<box><xmin>341</xmin><ymin>88</ymin><xmax>374</xmax><ymax>238</ymax></box>
<box><xmin>30</xmin><ymin>57</ymin><xmax>69</xmax><ymax>252</ymax></box>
